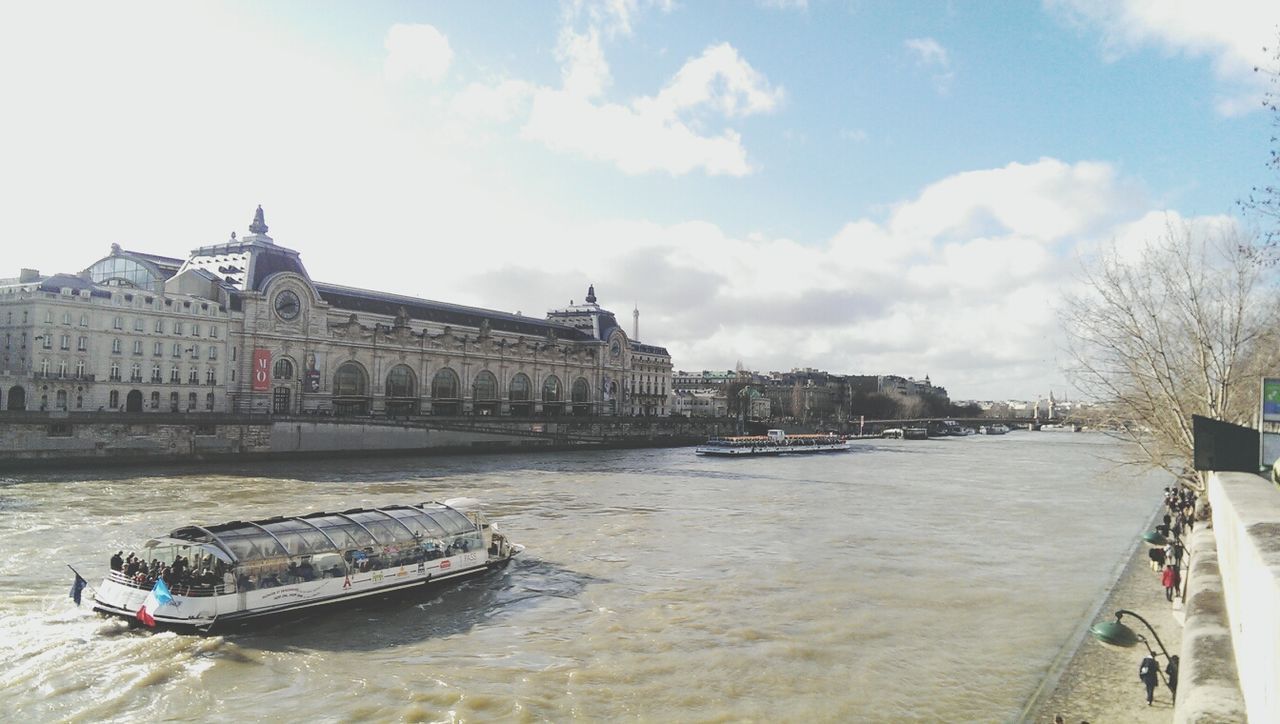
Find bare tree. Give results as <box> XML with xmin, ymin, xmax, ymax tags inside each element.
<box><xmin>1241</xmin><ymin>42</ymin><xmax>1280</xmax><ymax>248</ymax></box>
<box><xmin>1062</xmin><ymin>220</ymin><xmax>1280</xmax><ymax>486</ymax></box>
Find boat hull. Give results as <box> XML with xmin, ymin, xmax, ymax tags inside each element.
<box><xmin>92</xmin><ymin>550</ymin><xmax>519</xmax><ymax>634</ymax></box>
<box><xmin>694</xmin><ymin>443</ymin><xmax>850</xmax><ymax>456</ymax></box>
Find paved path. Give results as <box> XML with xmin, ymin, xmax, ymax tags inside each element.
<box><xmin>1027</xmin><ymin>523</ymin><xmax>1185</xmax><ymax>723</ymax></box>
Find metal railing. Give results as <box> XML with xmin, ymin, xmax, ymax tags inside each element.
<box><xmin>106</xmin><ymin>570</ymin><xmax>230</xmax><ymax>597</ymax></box>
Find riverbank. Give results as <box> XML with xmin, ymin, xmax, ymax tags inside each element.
<box><xmin>1025</xmin><ymin>505</ymin><xmax>1184</xmax><ymax>722</ymax></box>
<box><xmin>0</xmin><ymin>412</ymin><xmax>717</xmax><ymax>471</ymax></box>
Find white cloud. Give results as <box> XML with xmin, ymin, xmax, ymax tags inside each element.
<box><xmin>433</xmin><ymin>157</ymin><xmax>1162</xmax><ymax>398</ymax></box>
<box><xmin>642</xmin><ymin>43</ymin><xmax>784</xmax><ymax>119</ymax></box>
<box><xmin>889</xmin><ymin>158</ymin><xmax>1143</xmax><ymax>243</ymax></box>
<box><xmin>564</xmin><ymin>0</ymin><xmax>675</xmax><ymax>39</ymax></box>
<box><xmin>522</xmin><ymin>41</ymin><xmax>782</xmax><ymax>176</ymax></box>
<box><xmin>558</xmin><ymin>29</ymin><xmax>613</xmax><ymax>98</ymax></box>
<box><xmin>453</xmin><ymin>3</ymin><xmax>780</xmax><ymax>176</ymax></box>
<box><xmin>523</xmin><ymin>91</ymin><xmax>755</xmax><ymax>175</ymax></box>
<box><xmin>450</xmin><ymin>80</ymin><xmax>536</xmax><ymax>124</ymax></box>
<box><xmin>1047</xmin><ymin>0</ymin><xmax>1280</xmax><ymax>114</ymax></box>
<box><xmin>839</xmin><ymin>128</ymin><xmax>869</xmax><ymax>142</ymax></box>
<box><xmin>905</xmin><ymin>37</ymin><xmax>950</xmax><ymax>68</ymax></box>
<box><xmin>760</xmin><ymin>0</ymin><xmax>809</xmax><ymax>10</ymax></box>
<box><xmin>904</xmin><ymin>37</ymin><xmax>955</xmax><ymax>93</ymax></box>
<box><xmin>383</xmin><ymin>24</ymin><xmax>453</xmax><ymax>83</ymax></box>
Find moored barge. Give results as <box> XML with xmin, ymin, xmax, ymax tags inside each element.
<box><xmin>91</xmin><ymin>498</ymin><xmax>521</xmax><ymax>633</ymax></box>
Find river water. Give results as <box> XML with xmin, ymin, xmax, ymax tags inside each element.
<box><xmin>1</xmin><ymin>432</ymin><xmax>1166</xmax><ymax>722</ymax></box>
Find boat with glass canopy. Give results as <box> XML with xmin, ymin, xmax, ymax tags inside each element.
<box><xmin>695</xmin><ymin>429</ymin><xmax>850</xmax><ymax>456</ymax></box>
<box><xmin>91</xmin><ymin>498</ymin><xmax>521</xmax><ymax>632</ymax></box>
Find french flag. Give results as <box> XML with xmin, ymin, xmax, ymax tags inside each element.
<box><xmin>136</xmin><ymin>579</ymin><xmax>175</xmax><ymax>627</ymax></box>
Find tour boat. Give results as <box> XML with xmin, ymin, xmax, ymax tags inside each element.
<box><xmin>91</xmin><ymin>498</ymin><xmax>522</xmax><ymax>633</ymax></box>
<box><xmin>695</xmin><ymin>429</ymin><xmax>850</xmax><ymax>456</ymax></box>
<box><xmin>978</xmin><ymin>424</ymin><xmax>1009</xmax><ymax>435</ymax></box>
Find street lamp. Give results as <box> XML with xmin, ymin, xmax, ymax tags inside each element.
<box><xmin>1089</xmin><ymin>608</ymin><xmax>1172</xmax><ymax>662</ymax></box>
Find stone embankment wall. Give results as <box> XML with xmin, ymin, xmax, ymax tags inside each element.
<box><xmin>1175</xmin><ymin>523</ymin><xmax>1246</xmax><ymax>723</ymax></box>
<box><xmin>1204</xmin><ymin>470</ymin><xmax>1280</xmax><ymax>722</ymax></box>
<box><xmin>0</xmin><ymin>413</ymin><xmax>729</xmax><ymax>468</ymax></box>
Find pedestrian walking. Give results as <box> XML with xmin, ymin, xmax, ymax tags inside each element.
<box><xmin>1166</xmin><ymin>655</ymin><xmax>1180</xmax><ymax>702</ymax></box>
<box><xmin>1139</xmin><ymin>654</ymin><xmax>1159</xmax><ymax>705</ymax></box>
<box><xmin>1162</xmin><ymin>564</ymin><xmax>1178</xmax><ymax>601</ymax></box>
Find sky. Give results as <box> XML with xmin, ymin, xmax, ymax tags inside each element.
<box><xmin>0</xmin><ymin>0</ymin><xmax>1276</xmax><ymax>400</ymax></box>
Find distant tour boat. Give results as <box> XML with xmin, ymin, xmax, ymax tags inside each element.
<box><xmin>90</xmin><ymin>498</ymin><xmax>521</xmax><ymax>633</ymax></box>
<box><xmin>902</xmin><ymin>427</ymin><xmax>929</xmax><ymax>440</ymax></box>
<box><xmin>978</xmin><ymin>424</ymin><xmax>1009</xmax><ymax>435</ymax></box>
<box><xmin>695</xmin><ymin>429</ymin><xmax>850</xmax><ymax>456</ymax></box>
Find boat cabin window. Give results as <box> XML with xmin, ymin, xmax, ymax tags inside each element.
<box><xmin>305</xmin><ymin>519</ymin><xmax>377</xmax><ymax>550</ymax></box>
<box><xmin>383</xmin><ymin>507</ymin><xmax>448</xmax><ymax>539</ymax></box>
<box><xmin>216</xmin><ymin>528</ymin><xmax>288</xmax><ymax>561</ymax></box>
<box><xmin>346</xmin><ymin>511</ymin><xmax>412</xmax><ymax>545</ymax></box>
<box><xmin>259</xmin><ymin>519</ymin><xmax>339</xmax><ymax>557</ymax></box>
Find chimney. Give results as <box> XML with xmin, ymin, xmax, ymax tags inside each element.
<box><xmin>19</xmin><ymin>268</ymin><xmax>39</xmax><ymax>283</ymax></box>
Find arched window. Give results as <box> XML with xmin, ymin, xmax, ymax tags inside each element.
<box><xmin>385</xmin><ymin>365</ymin><xmax>418</xmax><ymax>416</ymax></box>
<box><xmin>508</xmin><ymin>373</ymin><xmax>532</xmax><ymax>416</ymax></box>
<box><xmin>542</xmin><ymin>375</ymin><xmax>562</xmax><ymax>402</ymax></box>
<box><xmin>334</xmin><ymin>362</ymin><xmax>368</xmax><ymax>397</ymax></box>
<box><xmin>386</xmin><ymin>365</ymin><xmax>416</xmax><ymax>398</ymax></box>
<box><xmin>509</xmin><ymin>373</ymin><xmax>531</xmax><ymax>401</ymax></box>
<box><xmin>473</xmin><ymin>371</ymin><xmax>497</xmax><ymax>400</ymax></box>
<box><xmin>472</xmin><ymin>370</ymin><xmax>498</xmax><ymax>416</ymax></box>
<box><xmin>431</xmin><ymin>368</ymin><xmax>460</xmax><ymax>415</ymax></box>
<box><xmin>273</xmin><ymin>357</ymin><xmax>294</xmax><ymax>380</ymax></box>
<box><xmin>571</xmin><ymin>377</ymin><xmax>591</xmax><ymax>415</ymax></box>
<box><xmin>431</xmin><ymin>368</ymin><xmax>460</xmax><ymax>399</ymax></box>
<box><xmin>542</xmin><ymin>375</ymin><xmax>564</xmax><ymax>416</ymax></box>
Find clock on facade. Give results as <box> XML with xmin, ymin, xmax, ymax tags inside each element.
<box><xmin>274</xmin><ymin>290</ymin><xmax>301</xmax><ymax>320</ymax></box>
<box><xmin>609</xmin><ymin>340</ymin><xmax>621</xmax><ymax>360</ymax></box>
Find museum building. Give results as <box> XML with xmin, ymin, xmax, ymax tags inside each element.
<box><xmin>0</xmin><ymin>208</ymin><xmax>672</xmax><ymax>418</ymax></box>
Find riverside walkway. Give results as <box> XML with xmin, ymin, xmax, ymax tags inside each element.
<box><xmin>1026</xmin><ymin>514</ymin><xmax>1185</xmax><ymax>723</ymax></box>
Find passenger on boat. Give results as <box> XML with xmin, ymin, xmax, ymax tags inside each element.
<box><xmin>110</xmin><ymin>551</ymin><xmax>123</xmax><ymax>572</ymax></box>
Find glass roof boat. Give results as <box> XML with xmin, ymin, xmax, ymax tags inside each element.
<box><xmin>695</xmin><ymin>429</ymin><xmax>851</xmax><ymax>456</ymax></box>
<box><xmin>91</xmin><ymin>498</ymin><xmax>521</xmax><ymax>633</ymax></box>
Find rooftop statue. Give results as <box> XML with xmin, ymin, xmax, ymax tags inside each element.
<box><xmin>249</xmin><ymin>205</ymin><xmax>268</xmax><ymax>235</ymax></box>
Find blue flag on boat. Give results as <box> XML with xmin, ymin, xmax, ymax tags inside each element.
<box><xmin>69</xmin><ymin>573</ymin><xmax>87</xmax><ymax>606</ymax></box>
<box><xmin>152</xmin><ymin>578</ymin><xmax>174</xmax><ymax>607</ymax></box>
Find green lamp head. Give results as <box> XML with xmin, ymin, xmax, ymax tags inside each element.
<box><xmin>1090</xmin><ymin>618</ymin><xmax>1140</xmax><ymax>648</ymax></box>
<box><xmin>1142</xmin><ymin>530</ymin><xmax>1169</xmax><ymax>546</ymax></box>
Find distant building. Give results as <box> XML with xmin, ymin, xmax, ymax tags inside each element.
<box><xmin>672</xmin><ymin>389</ymin><xmax>728</xmax><ymax>418</ymax></box>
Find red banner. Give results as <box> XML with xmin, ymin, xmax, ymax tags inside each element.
<box><xmin>252</xmin><ymin>348</ymin><xmax>271</xmax><ymax>391</ymax></box>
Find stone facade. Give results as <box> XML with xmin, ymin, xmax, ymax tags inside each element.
<box><xmin>0</xmin><ymin>263</ymin><xmax>231</xmax><ymax>414</ymax></box>
<box><xmin>0</xmin><ymin>208</ymin><xmax>673</xmax><ymax>419</ymax></box>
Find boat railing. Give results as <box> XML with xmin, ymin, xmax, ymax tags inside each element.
<box><xmin>107</xmin><ymin>570</ymin><xmax>231</xmax><ymax>597</ymax></box>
